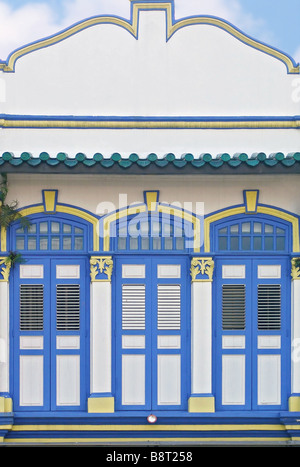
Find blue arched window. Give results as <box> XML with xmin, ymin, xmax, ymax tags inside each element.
<box><xmin>113</xmin><ymin>212</ymin><xmax>194</xmax><ymax>252</ymax></box>
<box><xmin>11</xmin><ymin>216</ymin><xmax>88</xmax><ymax>253</ymax></box>
<box><xmin>214</xmin><ymin>216</ymin><xmax>290</xmax><ymax>253</ymax></box>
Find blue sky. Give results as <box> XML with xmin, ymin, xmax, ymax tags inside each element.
<box><xmin>0</xmin><ymin>0</ymin><xmax>299</xmax><ymax>62</ymax></box>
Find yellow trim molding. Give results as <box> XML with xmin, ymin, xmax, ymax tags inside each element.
<box><xmin>289</xmin><ymin>396</ymin><xmax>300</xmax><ymax>412</ymax></box>
<box><xmin>0</xmin><ymin>397</ymin><xmax>12</xmax><ymax>413</ymax></box>
<box><xmin>0</xmin><ymin>1</ymin><xmax>297</xmax><ymax>74</ymax></box>
<box><xmin>87</xmin><ymin>397</ymin><xmax>115</xmax><ymax>413</ymax></box>
<box><xmin>188</xmin><ymin>396</ymin><xmax>215</xmax><ymax>413</ymax></box>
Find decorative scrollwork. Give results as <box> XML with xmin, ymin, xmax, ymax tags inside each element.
<box><xmin>0</xmin><ymin>257</ymin><xmax>11</xmax><ymax>282</ymax></box>
<box><xmin>90</xmin><ymin>256</ymin><xmax>113</xmax><ymax>282</ymax></box>
<box><xmin>190</xmin><ymin>257</ymin><xmax>214</xmax><ymax>282</ymax></box>
<box><xmin>291</xmin><ymin>258</ymin><xmax>300</xmax><ymax>280</ymax></box>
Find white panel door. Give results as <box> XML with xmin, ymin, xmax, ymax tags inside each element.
<box><xmin>116</xmin><ymin>256</ymin><xmax>189</xmax><ymax>411</ymax></box>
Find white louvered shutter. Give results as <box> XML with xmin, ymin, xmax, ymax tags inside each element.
<box><xmin>20</xmin><ymin>284</ymin><xmax>44</xmax><ymax>331</ymax></box>
<box><xmin>122</xmin><ymin>284</ymin><xmax>146</xmax><ymax>330</ymax></box>
<box><xmin>157</xmin><ymin>284</ymin><xmax>181</xmax><ymax>330</ymax></box>
<box><xmin>257</xmin><ymin>284</ymin><xmax>281</xmax><ymax>330</ymax></box>
<box><xmin>56</xmin><ymin>284</ymin><xmax>80</xmax><ymax>330</ymax></box>
<box><xmin>222</xmin><ymin>284</ymin><xmax>246</xmax><ymax>330</ymax></box>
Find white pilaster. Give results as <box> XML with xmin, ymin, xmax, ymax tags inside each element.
<box><xmin>90</xmin><ymin>281</ymin><xmax>112</xmax><ymax>394</ymax></box>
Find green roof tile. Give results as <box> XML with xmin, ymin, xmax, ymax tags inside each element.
<box><xmin>0</xmin><ymin>151</ymin><xmax>299</xmax><ymax>174</ymax></box>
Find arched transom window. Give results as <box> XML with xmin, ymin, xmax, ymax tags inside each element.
<box><xmin>216</xmin><ymin>217</ymin><xmax>289</xmax><ymax>253</ymax></box>
<box><xmin>114</xmin><ymin>213</ymin><xmax>194</xmax><ymax>252</ymax></box>
<box><xmin>13</xmin><ymin>218</ymin><xmax>86</xmax><ymax>252</ymax></box>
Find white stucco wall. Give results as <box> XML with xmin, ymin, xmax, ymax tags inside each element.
<box><xmin>0</xmin><ymin>6</ymin><xmax>299</xmax><ymax>158</ymax></box>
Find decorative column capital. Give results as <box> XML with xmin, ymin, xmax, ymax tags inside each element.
<box><xmin>291</xmin><ymin>257</ymin><xmax>300</xmax><ymax>280</ymax></box>
<box><xmin>190</xmin><ymin>257</ymin><xmax>214</xmax><ymax>282</ymax></box>
<box><xmin>0</xmin><ymin>257</ymin><xmax>11</xmax><ymax>282</ymax></box>
<box><xmin>90</xmin><ymin>256</ymin><xmax>113</xmax><ymax>282</ymax></box>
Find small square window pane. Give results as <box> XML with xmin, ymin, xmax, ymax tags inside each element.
<box><xmin>152</xmin><ymin>221</ymin><xmax>161</xmax><ymax>236</ymax></box>
<box><xmin>163</xmin><ymin>223</ymin><xmax>172</xmax><ymax>236</ymax></box>
<box><xmin>118</xmin><ymin>237</ymin><xmax>126</xmax><ymax>250</ymax></box>
<box><xmin>39</xmin><ymin>237</ymin><xmax>48</xmax><ymax>250</ymax></box>
<box><xmin>28</xmin><ymin>224</ymin><xmax>37</xmax><ymax>234</ymax></box>
<box><xmin>128</xmin><ymin>223</ymin><xmax>138</xmax><ymax>237</ymax></box>
<box><xmin>242</xmin><ymin>236</ymin><xmax>251</xmax><ymax>250</ymax></box>
<box><xmin>16</xmin><ymin>237</ymin><xmax>25</xmax><ymax>250</ymax></box>
<box><xmin>175</xmin><ymin>226</ymin><xmax>184</xmax><ymax>237</ymax></box>
<box><xmin>74</xmin><ymin>237</ymin><xmax>83</xmax><ymax>250</ymax></box>
<box><xmin>28</xmin><ymin>237</ymin><xmax>37</xmax><ymax>250</ymax></box>
<box><xmin>230</xmin><ymin>236</ymin><xmax>239</xmax><ymax>250</ymax></box>
<box><xmin>141</xmin><ymin>222</ymin><xmax>149</xmax><ymax>236</ymax></box>
<box><xmin>63</xmin><ymin>236</ymin><xmax>72</xmax><ymax>250</ymax></box>
<box><xmin>51</xmin><ymin>222</ymin><xmax>60</xmax><ymax>233</ymax></box>
<box><xmin>39</xmin><ymin>222</ymin><xmax>48</xmax><ymax>233</ymax></box>
<box><xmin>254</xmin><ymin>222</ymin><xmax>262</xmax><ymax>233</ymax></box>
<box><xmin>118</xmin><ymin>226</ymin><xmax>127</xmax><ymax>237</ymax></box>
<box><xmin>51</xmin><ymin>237</ymin><xmax>60</xmax><ymax>250</ymax></box>
<box><xmin>74</xmin><ymin>227</ymin><xmax>83</xmax><ymax>234</ymax></box>
<box><xmin>63</xmin><ymin>224</ymin><xmax>72</xmax><ymax>233</ymax></box>
<box><xmin>264</xmin><ymin>224</ymin><xmax>273</xmax><ymax>234</ymax></box>
<box><xmin>242</xmin><ymin>222</ymin><xmax>250</xmax><ymax>233</ymax></box>
<box><xmin>141</xmin><ymin>237</ymin><xmax>149</xmax><ymax>250</ymax></box>
<box><xmin>164</xmin><ymin>237</ymin><xmax>173</xmax><ymax>250</ymax></box>
<box><xmin>175</xmin><ymin>237</ymin><xmax>185</xmax><ymax>250</ymax></box>
<box><xmin>253</xmin><ymin>236</ymin><xmax>262</xmax><ymax>250</ymax></box>
<box><xmin>153</xmin><ymin>237</ymin><xmax>161</xmax><ymax>250</ymax></box>
<box><xmin>16</xmin><ymin>226</ymin><xmax>25</xmax><ymax>234</ymax></box>
<box><xmin>230</xmin><ymin>224</ymin><xmax>239</xmax><ymax>234</ymax></box>
<box><xmin>276</xmin><ymin>227</ymin><xmax>285</xmax><ymax>235</ymax></box>
<box><xmin>218</xmin><ymin>236</ymin><xmax>228</xmax><ymax>250</ymax></box>
<box><xmin>129</xmin><ymin>237</ymin><xmax>138</xmax><ymax>250</ymax></box>
<box><xmin>276</xmin><ymin>237</ymin><xmax>285</xmax><ymax>251</ymax></box>
<box><xmin>264</xmin><ymin>237</ymin><xmax>274</xmax><ymax>250</ymax></box>
<box><xmin>219</xmin><ymin>227</ymin><xmax>227</xmax><ymax>235</ymax></box>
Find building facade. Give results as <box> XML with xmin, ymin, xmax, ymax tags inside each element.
<box><xmin>0</xmin><ymin>0</ymin><xmax>300</xmax><ymax>445</ymax></box>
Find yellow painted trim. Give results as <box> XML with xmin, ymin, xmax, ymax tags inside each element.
<box><xmin>204</xmin><ymin>205</ymin><xmax>300</xmax><ymax>253</ymax></box>
<box><xmin>18</xmin><ymin>204</ymin><xmax>99</xmax><ymax>252</ymax></box>
<box><xmin>87</xmin><ymin>397</ymin><xmax>115</xmax><ymax>413</ymax></box>
<box><xmin>1</xmin><ymin>227</ymin><xmax>7</xmax><ymax>252</ymax></box>
<box><xmin>0</xmin><ymin>1</ymin><xmax>298</xmax><ymax>74</ymax></box>
<box><xmin>0</xmin><ymin>397</ymin><xmax>12</xmax><ymax>413</ymax></box>
<box><xmin>43</xmin><ymin>190</ymin><xmax>57</xmax><ymax>213</ymax></box>
<box><xmin>11</xmin><ymin>423</ymin><xmax>285</xmax><ymax>432</ymax></box>
<box><xmin>4</xmin><ymin>437</ymin><xmax>290</xmax><ymax>444</ymax></box>
<box><xmin>289</xmin><ymin>396</ymin><xmax>300</xmax><ymax>412</ymax></box>
<box><xmin>144</xmin><ymin>191</ymin><xmax>159</xmax><ymax>211</ymax></box>
<box><xmin>244</xmin><ymin>190</ymin><xmax>258</xmax><ymax>213</ymax></box>
<box><xmin>1</xmin><ymin>118</ymin><xmax>300</xmax><ymax>130</ymax></box>
<box><xmin>188</xmin><ymin>396</ymin><xmax>215</xmax><ymax>413</ymax></box>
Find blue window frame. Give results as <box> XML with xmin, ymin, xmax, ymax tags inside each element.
<box><xmin>12</xmin><ymin>218</ymin><xmax>87</xmax><ymax>253</ymax></box>
<box><xmin>114</xmin><ymin>213</ymin><xmax>193</xmax><ymax>252</ymax></box>
<box><xmin>215</xmin><ymin>217</ymin><xmax>289</xmax><ymax>253</ymax></box>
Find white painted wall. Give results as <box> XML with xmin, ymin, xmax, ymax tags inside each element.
<box><xmin>0</xmin><ymin>7</ymin><xmax>299</xmax><ymax>158</ymax></box>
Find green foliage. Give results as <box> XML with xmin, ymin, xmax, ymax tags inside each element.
<box><xmin>0</xmin><ymin>173</ymin><xmax>31</xmax><ymax>229</ymax></box>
